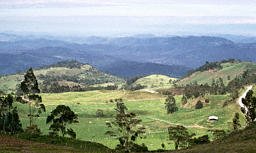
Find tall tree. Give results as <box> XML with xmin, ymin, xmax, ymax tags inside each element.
<box><xmin>232</xmin><ymin>112</ymin><xmax>241</xmax><ymax>131</ymax></box>
<box><xmin>241</xmin><ymin>90</ymin><xmax>256</xmax><ymax>125</ymax></box>
<box><xmin>46</xmin><ymin>105</ymin><xmax>78</xmax><ymax>138</ymax></box>
<box><xmin>0</xmin><ymin>95</ymin><xmax>22</xmax><ymax>134</ymax></box>
<box><xmin>168</xmin><ymin>125</ymin><xmax>195</xmax><ymax>150</ymax></box>
<box><xmin>17</xmin><ymin>68</ymin><xmax>46</xmax><ymax>128</ymax></box>
<box><xmin>106</xmin><ymin>100</ymin><xmax>146</xmax><ymax>152</ymax></box>
<box><xmin>181</xmin><ymin>95</ymin><xmax>188</xmax><ymax>105</ymax></box>
<box><xmin>165</xmin><ymin>95</ymin><xmax>178</xmax><ymax>114</ymax></box>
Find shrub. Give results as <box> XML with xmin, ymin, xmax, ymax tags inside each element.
<box><xmin>96</xmin><ymin>109</ymin><xmax>104</xmax><ymax>117</ymax></box>
<box><xmin>192</xmin><ymin>135</ymin><xmax>210</xmax><ymax>145</ymax></box>
<box><xmin>195</xmin><ymin>100</ymin><xmax>203</xmax><ymax>109</ymax></box>
<box><xmin>205</xmin><ymin>99</ymin><xmax>210</xmax><ymax>103</ymax></box>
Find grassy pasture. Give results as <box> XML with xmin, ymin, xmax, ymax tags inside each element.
<box><xmin>178</xmin><ymin>62</ymin><xmax>256</xmax><ymax>86</ymax></box>
<box><xmin>133</xmin><ymin>74</ymin><xmax>176</xmax><ymax>89</ymax></box>
<box><xmin>14</xmin><ymin>90</ymin><xmax>244</xmax><ymax>150</ymax></box>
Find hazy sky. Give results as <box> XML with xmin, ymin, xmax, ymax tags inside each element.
<box><xmin>1</xmin><ymin>0</ymin><xmax>256</xmax><ymax>36</ymax></box>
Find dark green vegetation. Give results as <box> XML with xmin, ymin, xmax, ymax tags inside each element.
<box><xmin>106</xmin><ymin>100</ymin><xmax>147</xmax><ymax>152</ymax></box>
<box><xmin>0</xmin><ymin>134</ymin><xmax>113</xmax><ymax>153</ymax></box>
<box><xmin>1</xmin><ymin>60</ymin><xmax>256</xmax><ymax>153</ymax></box>
<box><xmin>178</xmin><ymin>60</ymin><xmax>256</xmax><ymax>86</ymax></box>
<box><xmin>47</xmin><ymin>105</ymin><xmax>79</xmax><ymax>138</ymax></box>
<box><xmin>241</xmin><ymin>90</ymin><xmax>256</xmax><ymax>124</ymax></box>
<box><xmin>176</xmin><ymin>60</ymin><xmax>256</xmax><ymax>103</ymax></box>
<box><xmin>0</xmin><ymin>61</ymin><xmax>124</xmax><ymax>93</ymax></box>
<box><xmin>0</xmin><ymin>94</ymin><xmax>23</xmax><ymax>134</ymax></box>
<box><xmin>167</xmin><ymin>124</ymin><xmax>256</xmax><ymax>153</ymax></box>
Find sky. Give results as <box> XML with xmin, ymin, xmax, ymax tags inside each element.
<box><xmin>0</xmin><ymin>0</ymin><xmax>256</xmax><ymax>36</ymax></box>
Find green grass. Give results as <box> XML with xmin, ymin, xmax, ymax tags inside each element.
<box><xmin>13</xmin><ymin>90</ymin><xmax>245</xmax><ymax>151</ymax></box>
<box><xmin>134</xmin><ymin>74</ymin><xmax>176</xmax><ymax>90</ymax></box>
<box><xmin>178</xmin><ymin>62</ymin><xmax>256</xmax><ymax>86</ymax></box>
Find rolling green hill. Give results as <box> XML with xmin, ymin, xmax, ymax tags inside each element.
<box><xmin>0</xmin><ymin>61</ymin><xmax>125</xmax><ymax>93</ymax></box>
<box><xmin>178</xmin><ymin>61</ymin><xmax>256</xmax><ymax>86</ymax></box>
<box><xmin>133</xmin><ymin>74</ymin><xmax>177</xmax><ymax>89</ymax></box>
<box><xmin>12</xmin><ymin>89</ymin><xmax>245</xmax><ymax>150</ymax></box>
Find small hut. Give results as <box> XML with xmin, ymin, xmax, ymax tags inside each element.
<box><xmin>208</xmin><ymin>116</ymin><xmax>218</xmax><ymax>121</ymax></box>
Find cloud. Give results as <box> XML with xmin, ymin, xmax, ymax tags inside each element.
<box><xmin>1</xmin><ymin>0</ymin><xmax>256</xmax><ymax>36</ymax></box>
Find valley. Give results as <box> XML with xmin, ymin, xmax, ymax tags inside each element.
<box><xmin>14</xmin><ymin>90</ymin><xmax>242</xmax><ymax>150</ymax></box>
<box><xmin>0</xmin><ymin>36</ymin><xmax>256</xmax><ymax>153</ymax></box>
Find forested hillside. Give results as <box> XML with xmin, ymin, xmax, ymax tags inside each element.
<box><xmin>0</xmin><ymin>61</ymin><xmax>124</xmax><ymax>93</ymax></box>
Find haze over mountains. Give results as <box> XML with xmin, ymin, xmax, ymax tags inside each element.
<box><xmin>1</xmin><ymin>33</ymin><xmax>256</xmax><ymax>78</ymax></box>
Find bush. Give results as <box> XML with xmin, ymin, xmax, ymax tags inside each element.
<box><xmin>195</xmin><ymin>100</ymin><xmax>203</xmax><ymax>109</ymax></box>
<box><xmin>205</xmin><ymin>99</ymin><xmax>210</xmax><ymax>103</ymax></box>
<box><xmin>192</xmin><ymin>135</ymin><xmax>210</xmax><ymax>145</ymax></box>
<box><xmin>96</xmin><ymin>109</ymin><xmax>104</xmax><ymax>117</ymax></box>
<box><xmin>115</xmin><ymin>142</ymin><xmax>148</xmax><ymax>152</ymax></box>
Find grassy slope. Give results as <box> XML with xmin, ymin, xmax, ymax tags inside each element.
<box><xmin>0</xmin><ymin>64</ymin><xmax>124</xmax><ymax>93</ymax></box>
<box><xmin>178</xmin><ymin>62</ymin><xmax>256</xmax><ymax>86</ymax></box>
<box><xmin>166</xmin><ymin>124</ymin><xmax>256</xmax><ymax>153</ymax></box>
<box><xmin>0</xmin><ymin>134</ymin><xmax>113</xmax><ymax>153</ymax></box>
<box><xmin>14</xmin><ymin>90</ymin><xmax>244</xmax><ymax>150</ymax></box>
<box><xmin>134</xmin><ymin>74</ymin><xmax>176</xmax><ymax>89</ymax></box>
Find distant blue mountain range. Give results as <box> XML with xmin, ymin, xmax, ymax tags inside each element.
<box><xmin>0</xmin><ymin>33</ymin><xmax>256</xmax><ymax>78</ymax></box>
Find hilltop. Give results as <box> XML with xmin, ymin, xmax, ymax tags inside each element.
<box><xmin>132</xmin><ymin>74</ymin><xmax>177</xmax><ymax>90</ymax></box>
<box><xmin>178</xmin><ymin>60</ymin><xmax>256</xmax><ymax>86</ymax></box>
<box><xmin>0</xmin><ymin>61</ymin><xmax>124</xmax><ymax>93</ymax></box>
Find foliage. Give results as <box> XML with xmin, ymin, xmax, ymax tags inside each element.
<box><xmin>195</xmin><ymin>100</ymin><xmax>203</xmax><ymax>109</ymax></box>
<box><xmin>181</xmin><ymin>95</ymin><xmax>188</xmax><ymax>105</ymax></box>
<box><xmin>231</xmin><ymin>90</ymin><xmax>239</xmax><ymax>100</ymax></box>
<box><xmin>241</xmin><ymin>90</ymin><xmax>256</xmax><ymax>125</ymax></box>
<box><xmin>0</xmin><ymin>94</ymin><xmax>23</xmax><ymax>134</ymax></box>
<box><xmin>46</xmin><ymin>105</ymin><xmax>79</xmax><ymax>138</ymax></box>
<box><xmin>124</xmin><ymin>84</ymin><xmax>146</xmax><ymax>91</ymax></box>
<box><xmin>24</xmin><ymin>124</ymin><xmax>41</xmax><ymax>137</ymax></box>
<box><xmin>165</xmin><ymin>95</ymin><xmax>178</xmax><ymax>114</ymax></box>
<box><xmin>106</xmin><ymin>100</ymin><xmax>146</xmax><ymax>152</ymax></box>
<box><xmin>232</xmin><ymin>112</ymin><xmax>241</xmax><ymax>131</ymax></box>
<box><xmin>182</xmin><ymin>78</ymin><xmax>227</xmax><ymax>99</ymax></box>
<box><xmin>96</xmin><ymin>109</ymin><xmax>104</xmax><ymax>117</ymax></box>
<box><xmin>168</xmin><ymin>125</ymin><xmax>195</xmax><ymax>150</ymax></box>
<box><xmin>191</xmin><ymin>135</ymin><xmax>210</xmax><ymax>145</ymax></box>
<box><xmin>196</xmin><ymin>61</ymin><xmax>223</xmax><ymax>72</ymax></box>
<box><xmin>210</xmin><ymin>129</ymin><xmax>227</xmax><ymax>141</ymax></box>
<box><xmin>17</xmin><ymin>68</ymin><xmax>46</xmax><ymax>128</ymax></box>
<box><xmin>44</xmin><ymin>60</ymin><xmax>84</xmax><ymax>69</ymax></box>
<box><xmin>0</xmin><ymin>61</ymin><xmax>124</xmax><ymax>94</ymax></box>
<box><xmin>227</xmin><ymin>69</ymin><xmax>256</xmax><ymax>92</ymax></box>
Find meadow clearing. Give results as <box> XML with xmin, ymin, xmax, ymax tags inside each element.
<box><xmin>14</xmin><ymin>90</ymin><xmax>245</xmax><ymax>150</ymax></box>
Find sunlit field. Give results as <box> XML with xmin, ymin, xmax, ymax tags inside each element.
<box><xmin>14</xmin><ymin>90</ymin><xmax>245</xmax><ymax>150</ymax></box>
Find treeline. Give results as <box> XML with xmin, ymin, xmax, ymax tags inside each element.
<box><xmin>40</xmin><ymin>81</ymin><xmax>118</xmax><ymax>93</ymax></box>
<box><xmin>181</xmin><ymin>68</ymin><xmax>256</xmax><ymax>100</ymax></box>
<box><xmin>40</xmin><ymin>60</ymin><xmax>84</xmax><ymax>69</ymax></box>
<box><xmin>227</xmin><ymin>70</ymin><xmax>256</xmax><ymax>91</ymax></box>
<box><xmin>38</xmin><ymin>75</ymin><xmax>119</xmax><ymax>93</ymax></box>
<box><xmin>182</xmin><ymin>77</ymin><xmax>226</xmax><ymax>99</ymax></box>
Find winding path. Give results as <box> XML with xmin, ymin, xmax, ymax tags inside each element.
<box><xmin>237</xmin><ymin>85</ymin><xmax>253</xmax><ymax>112</ymax></box>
